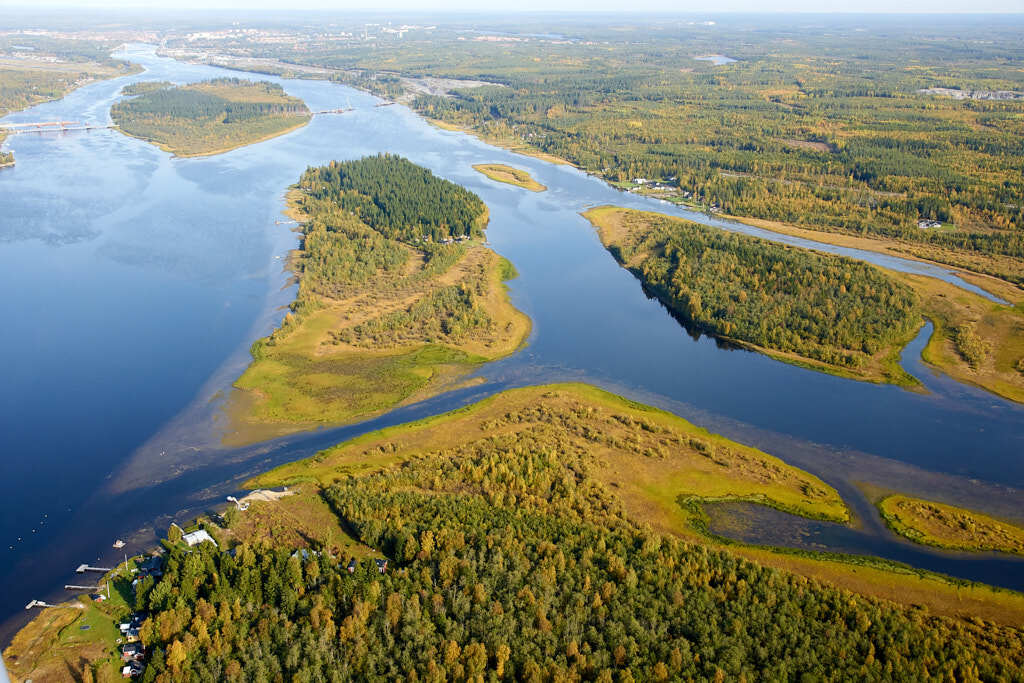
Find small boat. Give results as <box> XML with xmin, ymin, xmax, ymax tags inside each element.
<box><xmin>113</xmin><ymin>540</ymin><xmax>126</xmax><ymax>549</ymax></box>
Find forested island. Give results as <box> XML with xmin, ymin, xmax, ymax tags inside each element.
<box><xmin>228</xmin><ymin>154</ymin><xmax>529</xmax><ymax>444</ymax></box>
<box><xmin>8</xmin><ymin>384</ymin><xmax>1024</xmax><ymax>681</ymax></box>
<box><xmin>110</xmin><ymin>78</ymin><xmax>310</xmax><ymax>157</ymax></box>
<box><xmin>585</xmin><ymin>207</ymin><xmax>922</xmax><ymax>383</ymax></box>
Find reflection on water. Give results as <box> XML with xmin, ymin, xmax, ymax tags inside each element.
<box><xmin>1</xmin><ymin>44</ymin><xmax>1022</xmax><ymax>641</ymax></box>
<box><xmin>705</xmin><ymin>501</ymin><xmax>1024</xmax><ymax>592</ymax></box>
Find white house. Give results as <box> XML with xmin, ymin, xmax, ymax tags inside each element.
<box><xmin>182</xmin><ymin>529</ymin><xmax>218</xmax><ymax>548</ymax></box>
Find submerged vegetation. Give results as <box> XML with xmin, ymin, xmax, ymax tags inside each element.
<box><xmin>586</xmin><ymin>207</ymin><xmax>921</xmax><ymax>383</ymax></box>
<box><xmin>110</xmin><ymin>77</ymin><xmax>310</xmax><ymax>156</ymax></box>
<box><xmin>229</xmin><ymin>155</ymin><xmax>529</xmax><ymax>444</ymax></box>
<box><xmin>473</xmin><ymin>163</ymin><xmax>547</xmax><ymax>192</ymax></box>
<box><xmin>879</xmin><ymin>494</ymin><xmax>1024</xmax><ymax>556</ymax></box>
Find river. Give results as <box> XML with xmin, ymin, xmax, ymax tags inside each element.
<box><xmin>1</xmin><ymin>44</ymin><xmax>1022</xmax><ymax>642</ymax></box>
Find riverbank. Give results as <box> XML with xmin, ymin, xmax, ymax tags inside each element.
<box><xmin>245</xmin><ymin>382</ymin><xmax>1024</xmax><ymax>628</ymax></box>
<box><xmin>429</xmin><ymin>118</ymin><xmax>573</xmax><ymax>166</ymax></box>
<box><xmin>725</xmin><ymin>213</ymin><xmax>1024</xmax><ymax>298</ymax></box>
<box><xmin>894</xmin><ymin>271</ymin><xmax>1024</xmax><ymax>404</ymax></box>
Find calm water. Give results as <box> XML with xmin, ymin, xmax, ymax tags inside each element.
<box><xmin>1</xmin><ymin>45</ymin><xmax>1022</xmax><ymax>640</ymax></box>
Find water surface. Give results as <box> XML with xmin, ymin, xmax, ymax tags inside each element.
<box><xmin>1</xmin><ymin>44</ymin><xmax>1022</xmax><ymax>641</ymax></box>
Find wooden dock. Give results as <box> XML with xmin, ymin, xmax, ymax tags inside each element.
<box><xmin>76</xmin><ymin>564</ymin><xmax>111</xmax><ymax>574</ymax></box>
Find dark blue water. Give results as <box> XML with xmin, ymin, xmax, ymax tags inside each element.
<box><xmin>1</xmin><ymin>44</ymin><xmax>1022</xmax><ymax>641</ymax></box>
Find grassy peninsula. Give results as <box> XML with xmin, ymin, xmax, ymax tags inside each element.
<box><xmin>584</xmin><ymin>206</ymin><xmax>922</xmax><ymax>384</ymax></box>
<box><xmin>473</xmin><ymin>163</ymin><xmax>546</xmax><ymax>191</ymax></box>
<box><xmin>879</xmin><ymin>494</ymin><xmax>1024</xmax><ymax>556</ymax></box>
<box><xmin>228</xmin><ymin>155</ymin><xmax>529</xmax><ymax>444</ymax></box>
<box><xmin>110</xmin><ymin>77</ymin><xmax>310</xmax><ymax>157</ymax></box>
<box><xmin>901</xmin><ymin>272</ymin><xmax>1024</xmax><ymax>403</ymax></box>
<box><xmin>250</xmin><ymin>383</ymin><xmax>849</xmax><ymax>525</ymax></box>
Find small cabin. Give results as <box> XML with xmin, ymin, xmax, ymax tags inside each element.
<box><xmin>374</xmin><ymin>558</ymin><xmax>388</xmax><ymax>574</ymax></box>
<box><xmin>347</xmin><ymin>558</ymin><xmax>357</xmax><ymax>574</ymax></box>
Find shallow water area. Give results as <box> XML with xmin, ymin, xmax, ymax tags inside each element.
<box><xmin>1</xmin><ymin>44</ymin><xmax>1023</xmax><ymax>642</ymax></box>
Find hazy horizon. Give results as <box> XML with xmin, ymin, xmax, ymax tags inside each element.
<box><xmin>2</xmin><ymin>1</ymin><xmax>1022</xmax><ymax>15</ymax></box>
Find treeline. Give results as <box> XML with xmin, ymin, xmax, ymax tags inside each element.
<box><xmin>134</xmin><ymin>422</ymin><xmax>1024</xmax><ymax>681</ymax></box>
<box><xmin>121</xmin><ymin>81</ymin><xmax>173</xmax><ymax>96</ymax></box>
<box><xmin>604</xmin><ymin>212</ymin><xmax>920</xmax><ymax>369</ymax></box>
<box><xmin>227</xmin><ymin>20</ymin><xmax>1024</xmax><ymax>279</ymax></box>
<box><xmin>298</xmin><ymin>154</ymin><xmax>488</xmax><ymax>242</ymax></box>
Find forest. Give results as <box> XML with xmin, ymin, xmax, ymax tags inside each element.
<box><xmin>135</xmin><ymin>386</ymin><xmax>1024</xmax><ymax>681</ymax></box>
<box><xmin>298</xmin><ymin>154</ymin><xmax>489</xmax><ymax>243</ymax></box>
<box><xmin>588</xmin><ymin>208</ymin><xmax>921</xmax><ymax>377</ymax></box>
<box><xmin>110</xmin><ymin>77</ymin><xmax>310</xmax><ymax>156</ymax></box>
<box><xmin>182</xmin><ymin>17</ymin><xmax>1024</xmax><ymax>283</ymax></box>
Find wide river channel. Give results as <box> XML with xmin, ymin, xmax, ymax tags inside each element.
<box><xmin>1</xmin><ymin>45</ymin><xmax>1022</xmax><ymax>642</ymax></box>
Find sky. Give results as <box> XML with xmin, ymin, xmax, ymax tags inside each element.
<box><xmin>3</xmin><ymin>0</ymin><xmax>1023</xmax><ymax>12</ymax></box>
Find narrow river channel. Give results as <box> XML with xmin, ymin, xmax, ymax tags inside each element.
<box><xmin>1</xmin><ymin>44</ymin><xmax>1021</xmax><ymax>642</ymax></box>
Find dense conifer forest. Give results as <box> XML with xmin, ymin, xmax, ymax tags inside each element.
<box><xmin>590</xmin><ymin>208</ymin><xmax>921</xmax><ymax>374</ymax></box>
<box><xmin>298</xmin><ymin>154</ymin><xmax>489</xmax><ymax>243</ymax></box>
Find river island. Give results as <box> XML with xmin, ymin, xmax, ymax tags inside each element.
<box><xmin>226</xmin><ymin>154</ymin><xmax>530</xmax><ymax>444</ymax></box>
<box><xmin>110</xmin><ymin>77</ymin><xmax>311</xmax><ymax>157</ymax></box>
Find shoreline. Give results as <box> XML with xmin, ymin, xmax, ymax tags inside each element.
<box><xmin>5</xmin><ymin>45</ymin><xmax>1024</xmax><ymax>658</ymax></box>
<box><xmin>112</xmin><ymin>115</ymin><xmax>311</xmax><ymax>158</ymax></box>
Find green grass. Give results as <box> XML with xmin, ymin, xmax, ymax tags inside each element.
<box><xmin>234</xmin><ymin>341</ymin><xmax>484</xmax><ymax>427</ymax></box>
<box><xmin>878</xmin><ymin>494</ymin><xmax>1024</xmax><ymax>556</ymax></box>
<box><xmin>248</xmin><ymin>382</ymin><xmax>848</xmax><ymax>525</ymax></box>
<box><xmin>472</xmin><ymin>163</ymin><xmax>547</xmax><ymax>192</ymax></box>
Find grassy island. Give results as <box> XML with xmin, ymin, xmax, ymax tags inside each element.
<box><xmin>110</xmin><ymin>77</ymin><xmax>310</xmax><ymax>157</ymax></box>
<box><xmin>584</xmin><ymin>206</ymin><xmax>922</xmax><ymax>384</ymax></box>
<box><xmin>473</xmin><ymin>163</ymin><xmax>547</xmax><ymax>191</ymax></box>
<box><xmin>879</xmin><ymin>494</ymin><xmax>1024</xmax><ymax>556</ymax></box>
<box><xmin>227</xmin><ymin>154</ymin><xmax>529</xmax><ymax>444</ymax></box>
